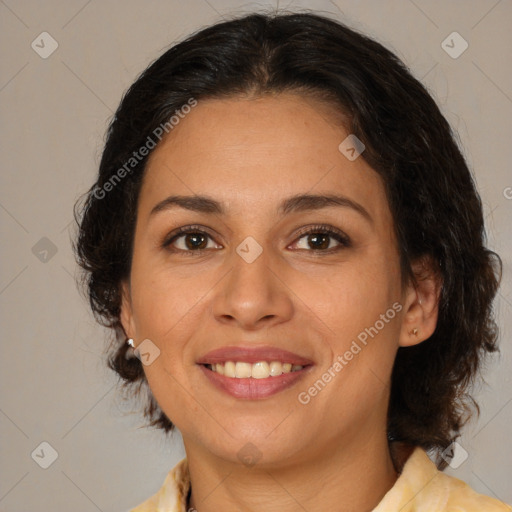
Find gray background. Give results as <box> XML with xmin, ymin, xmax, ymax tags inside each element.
<box><xmin>1</xmin><ymin>0</ymin><xmax>511</xmax><ymax>510</ymax></box>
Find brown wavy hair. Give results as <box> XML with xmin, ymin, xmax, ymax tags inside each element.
<box><xmin>73</xmin><ymin>11</ymin><xmax>502</xmax><ymax>469</ymax></box>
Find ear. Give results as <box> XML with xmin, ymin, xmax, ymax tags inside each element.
<box><xmin>398</xmin><ymin>255</ymin><xmax>442</xmax><ymax>347</ymax></box>
<box><xmin>120</xmin><ymin>279</ymin><xmax>136</xmax><ymax>340</ymax></box>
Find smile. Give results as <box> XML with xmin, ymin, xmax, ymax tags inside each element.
<box><xmin>205</xmin><ymin>361</ymin><xmax>303</xmax><ymax>378</ymax></box>
<box><xmin>197</xmin><ymin>345</ymin><xmax>313</xmax><ymax>399</ymax></box>
<box><xmin>200</xmin><ymin>364</ymin><xmax>311</xmax><ymax>399</ymax></box>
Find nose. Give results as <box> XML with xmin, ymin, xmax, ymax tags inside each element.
<box><xmin>212</xmin><ymin>248</ymin><xmax>294</xmax><ymax>331</ymax></box>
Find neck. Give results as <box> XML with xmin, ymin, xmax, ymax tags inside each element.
<box><xmin>186</xmin><ymin>434</ymin><xmax>398</xmax><ymax>512</ymax></box>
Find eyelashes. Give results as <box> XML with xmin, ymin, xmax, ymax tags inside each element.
<box><xmin>162</xmin><ymin>225</ymin><xmax>220</xmax><ymax>254</ymax></box>
<box><xmin>292</xmin><ymin>224</ymin><xmax>351</xmax><ymax>251</ymax></box>
<box><xmin>161</xmin><ymin>223</ymin><xmax>352</xmax><ymax>255</ymax></box>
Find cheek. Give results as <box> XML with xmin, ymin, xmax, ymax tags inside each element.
<box><xmin>305</xmin><ymin>259</ymin><xmax>400</xmax><ymax>340</ymax></box>
<box><xmin>130</xmin><ymin>258</ymin><xmax>212</xmax><ymax>336</ymax></box>
<box><xmin>305</xmin><ymin>266</ymin><xmax>401</xmax><ymax>411</ymax></box>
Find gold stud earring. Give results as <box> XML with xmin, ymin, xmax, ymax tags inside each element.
<box><xmin>409</xmin><ymin>328</ymin><xmax>418</xmax><ymax>336</ymax></box>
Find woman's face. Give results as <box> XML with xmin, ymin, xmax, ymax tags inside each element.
<box><xmin>121</xmin><ymin>93</ymin><xmax>409</xmax><ymax>467</ymax></box>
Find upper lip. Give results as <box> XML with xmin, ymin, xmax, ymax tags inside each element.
<box><xmin>197</xmin><ymin>346</ymin><xmax>314</xmax><ymax>366</ymax></box>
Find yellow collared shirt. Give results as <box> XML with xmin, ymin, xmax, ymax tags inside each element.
<box><xmin>130</xmin><ymin>447</ymin><xmax>511</xmax><ymax>511</ymax></box>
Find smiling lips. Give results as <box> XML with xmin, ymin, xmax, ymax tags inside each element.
<box><xmin>197</xmin><ymin>346</ymin><xmax>313</xmax><ymax>399</ymax></box>
<box><xmin>207</xmin><ymin>361</ymin><xmax>303</xmax><ymax>378</ymax></box>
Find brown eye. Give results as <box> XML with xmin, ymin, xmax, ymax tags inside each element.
<box><xmin>292</xmin><ymin>225</ymin><xmax>351</xmax><ymax>252</ymax></box>
<box><xmin>305</xmin><ymin>233</ymin><xmax>331</xmax><ymax>250</ymax></box>
<box><xmin>169</xmin><ymin>232</ymin><xmax>216</xmax><ymax>251</ymax></box>
<box><xmin>162</xmin><ymin>226</ymin><xmax>222</xmax><ymax>253</ymax></box>
<box><xmin>181</xmin><ymin>233</ymin><xmax>208</xmax><ymax>250</ymax></box>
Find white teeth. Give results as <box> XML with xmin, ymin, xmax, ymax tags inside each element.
<box><xmin>207</xmin><ymin>360</ymin><xmax>304</xmax><ymax>378</ymax></box>
<box><xmin>251</xmin><ymin>361</ymin><xmax>270</xmax><ymax>379</ymax></box>
<box><xmin>269</xmin><ymin>361</ymin><xmax>283</xmax><ymax>376</ymax></box>
<box><xmin>224</xmin><ymin>361</ymin><xmax>236</xmax><ymax>378</ymax></box>
<box><xmin>235</xmin><ymin>362</ymin><xmax>252</xmax><ymax>378</ymax></box>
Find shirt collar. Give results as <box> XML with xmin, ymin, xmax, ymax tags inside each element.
<box><xmin>132</xmin><ymin>445</ymin><xmax>507</xmax><ymax>511</ymax></box>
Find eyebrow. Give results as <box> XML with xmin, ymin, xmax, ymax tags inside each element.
<box><xmin>149</xmin><ymin>193</ymin><xmax>372</xmax><ymax>223</ymax></box>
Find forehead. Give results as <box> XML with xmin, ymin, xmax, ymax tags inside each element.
<box><xmin>139</xmin><ymin>93</ymin><xmax>389</xmax><ymax>224</ymax></box>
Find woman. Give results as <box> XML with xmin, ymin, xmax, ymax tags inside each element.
<box><xmin>74</xmin><ymin>11</ymin><xmax>510</xmax><ymax>512</ymax></box>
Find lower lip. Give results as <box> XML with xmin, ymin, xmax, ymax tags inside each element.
<box><xmin>199</xmin><ymin>364</ymin><xmax>311</xmax><ymax>399</ymax></box>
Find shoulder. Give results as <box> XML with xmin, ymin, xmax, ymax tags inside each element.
<box><xmin>129</xmin><ymin>458</ymin><xmax>190</xmax><ymax>512</ymax></box>
<box><xmin>433</xmin><ymin>469</ymin><xmax>510</xmax><ymax>511</ymax></box>
<box><xmin>373</xmin><ymin>446</ymin><xmax>511</xmax><ymax>511</ymax></box>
